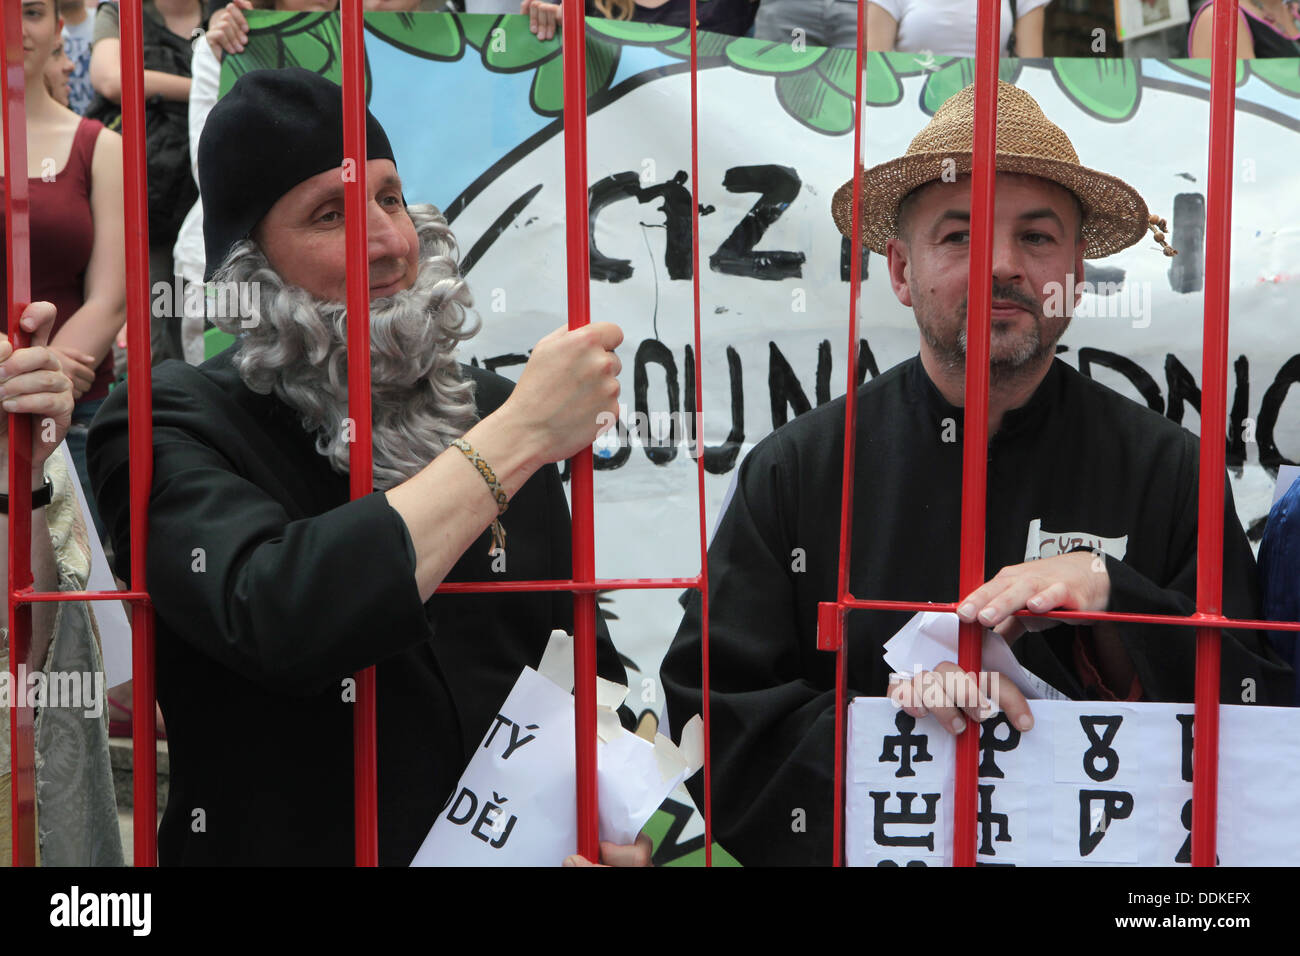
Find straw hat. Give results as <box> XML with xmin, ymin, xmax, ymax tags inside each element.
<box><xmin>831</xmin><ymin>80</ymin><xmax>1150</xmax><ymax>259</ymax></box>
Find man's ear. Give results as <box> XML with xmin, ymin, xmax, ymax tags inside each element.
<box><xmin>885</xmin><ymin>237</ymin><xmax>913</xmax><ymax>308</ymax></box>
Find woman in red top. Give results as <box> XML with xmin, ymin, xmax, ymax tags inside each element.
<box><xmin>2</xmin><ymin>0</ymin><xmax>125</xmax><ymax>533</ymax></box>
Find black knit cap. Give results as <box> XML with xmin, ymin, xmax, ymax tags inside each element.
<box><xmin>199</xmin><ymin>68</ymin><xmax>397</xmax><ymax>281</ymax></box>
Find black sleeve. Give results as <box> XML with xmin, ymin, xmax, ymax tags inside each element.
<box><xmin>88</xmin><ymin>377</ymin><xmax>437</xmax><ymax>696</ymax></box>
<box><xmin>661</xmin><ymin>433</ymin><xmax>841</xmax><ymax>866</ymax></box>
<box><xmin>1104</xmin><ymin>433</ymin><xmax>1292</xmax><ymax>705</ymax></box>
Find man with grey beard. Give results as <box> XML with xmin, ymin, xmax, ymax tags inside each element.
<box><xmin>87</xmin><ymin>69</ymin><xmax>645</xmax><ymax>866</ymax></box>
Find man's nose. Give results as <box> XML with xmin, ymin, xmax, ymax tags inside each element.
<box><xmin>989</xmin><ymin>231</ymin><xmax>1025</xmax><ymax>284</ymax></box>
<box><xmin>367</xmin><ymin>200</ymin><xmax>410</xmax><ymax>263</ymax></box>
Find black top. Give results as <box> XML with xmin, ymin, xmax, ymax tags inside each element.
<box><xmin>586</xmin><ymin>0</ymin><xmax>757</xmax><ymax>36</ymax></box>
<box><xmin>661</xmin><ymin>355</ymin><xmax>1292</xmax><ymax>866</ymax></box>
<box><xmin>88</xmin><ymin>349</ymin><xmax>627</xmax><ymax>866</ymax></box>
<box><xmin>1192</xmin><ymin>1</ymin><xmax>1300</xmax><ymax>57</ymax></box>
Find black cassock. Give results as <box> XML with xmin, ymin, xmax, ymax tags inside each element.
<box><xmin>660</xmin><ymin>355</ymin><xmax>1292</xmax><ymax>866</ymax></box>
<box><xmin>88</xmin><ymin>348</ymin><xmax>626</xmax><ymax>865</ymax></box>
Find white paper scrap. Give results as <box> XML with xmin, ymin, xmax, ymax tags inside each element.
<box><xmin>882</xmin><ymin>610</ymin><xmax>1068</xmax><ymax>702</ymax></box>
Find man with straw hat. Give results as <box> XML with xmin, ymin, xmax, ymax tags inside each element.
<box><xmin>661</xmin><ymin>80</ymin><xmax>1291</xmax><ymax>866</ymax></box>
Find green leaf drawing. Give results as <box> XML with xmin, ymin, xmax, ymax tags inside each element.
<box><xmin>530</xmin><ymin>53</ymin><xmax>566</xmax><ymax>114</ymax></box>
<box><xmin>660</xmin><ymin>29</ymin><xmax>732</xmax><ymax>58</ymax></box>
<box><xmin>525</xmin><ymin>34</ymin><xmax>619</xmax><ymax>113</ymax></box>
<box><xmin>859</xmin><ymin>50</ymin><xmax>903</xmax><ymax>105</ymax></box>
<box><xmin>774</xmin><ymin>70</ymin><xmax>854</xmax><ymax>134</ymax></box>
<box><xmin>362</xmin><ymin>11</ymin><xmax>463</xmax><ymax>60</ymax></box>
<box><xmin>587</xmin><ymin>36</ymin><xmax>620</xmax><ymax>99</ymax></box>
<box><xmin>725</xmin><ymin>38</ymin><xmax>826</xmax><ymax>74</ymax></box>
<box><xmin>586</xmin><ymin>19</ymin><xmax>685</xmax><ymax>44</ymax></box>
<box><xmin>1053</xmin><ymin>58</ymin><xmax>1140</xmax><ymax>121</ymax></box>
<box><xmin>921</xmin><ymin>58</ymin><xmax>1021</xmax><ymax>114</ymax></box>
<box><xmin>1246</xmin><ymin>58</ymin><xmax>1300</xmax><ymax>97</ymax></box>
<box><xmin>483</xmin><ymin>13</ymin><xmax>558</xmax><ymax>71</ymax></box>
<box><xmin>1165</xmin><ymin>57</ymin><xmax>1246</xmax><ymax>87</ymax></box>
<box><xmin>459</xmin><ymin>12</ymin><xmax>497</xmax><ymax>50</ymax></box>
<box><xmin>223</xmin><ymin>11</ymin><xmax>345</xmax><ymax>97</ymax></box>
<box><xmin>815</xmin><ymin>47</ymin><xmax>856</xmax><ymax>98</ymax></box>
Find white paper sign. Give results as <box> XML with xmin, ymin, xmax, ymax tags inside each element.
<box><xmin>412</xmin><ymin>634</ymin><xmax>702</xmax><ymax>866</ymax></box>
<box><xmin>847</xmin><ymin>697</ymin><xmax>1300</xmax><ymax>866</ymax></box>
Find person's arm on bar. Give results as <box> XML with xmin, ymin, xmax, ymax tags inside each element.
<box><xmin>386</xmin><ymin>323</ymin><xmax>623</xmax><ymax>602</ymax></box>
<box><xmin>962</xmin><ymin>431</ymin><xmax>1290</xmax><ymax>704</ymax></box>
<box><xmin>0</xmin><ymin>303</ymin><xmax>75</xmax><ymax>670</ymax></box>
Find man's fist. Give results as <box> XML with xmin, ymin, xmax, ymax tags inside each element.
<box><xmin>0</xmin><ymin>302</ymin><xmax>74</xmax><ymax>471</ymax></box>
<box><xmin>888</xmin><ymin>662</ymin><xmax>1034</xmax><ymax>736</ymax></box>
<box><xmin>500</xmin><ymin>322</ymin><xmax>624</xmax><ymax>471</ymax></box>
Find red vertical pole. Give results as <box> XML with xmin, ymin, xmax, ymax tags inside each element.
<box><xmin>686</xmin><ymin>0</ymin><xmax>712</xmax><ymax>867</ymax></box>
<box><xmin>1191</xmin><ymin>0</ymin><xmax>1238</xmax><ymax>869</ymax></box>
<box><xmin>340</xmin><ymin>0</ymin><xmax>379</xmax><ymax>868</ymax></box>
<box><xmin>953</xmin><ymin>0</ymin><xmax>1001</xmax><ymax>868</ymax></box>
<box><xmin>120</xmin><ymin>0</ymin><xmax>158</xmax><ymax>868</ymax></box>
<box><xmin>815</xmin><ymin>603</ymin><xmax>846</xmax><ymax>865</ymax></box>
<box><xmin>828</xmin><ymin>0</ymin><xmax>870</xmax><ymax>869</ymax></box>
<box><xmin>1</xmin><ymin>0</ymin><xmax>36</xmax><ymax>868</ymax></box>
<box><xmin>561</xmin><ymin>0</ymin><xmax>599</xmax><ymax>861</ymax></box>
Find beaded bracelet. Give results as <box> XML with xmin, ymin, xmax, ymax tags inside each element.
<box><xmin>451</xmin><ymin>437</ymin><xmax>508</xmax><ymax>555</ymax></box>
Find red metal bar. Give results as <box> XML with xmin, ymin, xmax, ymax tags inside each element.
<box><xmin>823</xmin><ymin>0</ymin><xmax>872</xmax><ymax>868</ymax></box>
<box><xmin>119</xmin><ymin>0</ymin><xmax>159</xmax><ymax>869</ymax></box>
<box><xmin>339</xmin><ymin>0</ymin><xmax>379</xmax><ymax>868</ymax></box>
<box><xmin>952</xmin><ymin>0</ymin><xmax>1002</xmax><ymax>868</ymax></box>
<box><xmin>561</xmin><ymin>0</ymin><xmax>599</xmax><ymax>862</ymax></box>
<box><xmin>686</xmin><ymin>0</ymin><xmax>713</xmax><ymax>867</ymax></box>
<box><xmin>16</xmin><ymin>590</ymin><xmax>152</xmax><ymax>602</ymax></box>
<box><xmin>17</xmin><ymin>580</ymin><xmax>1288</xmax><ymax>628</ymax></box>
<box><xmin>1191</xmin><ymin>0</ymin><xmax>1239</xmax><ymax>869</ymax></box>
<box><xmin>838</xmin><ymin>597</ymin><xmax>1300</xmax><ymax>631</ymax></box>
<box><xmin>2</xmin><ymin>0</ymin><xmax>36</xmax><ymax>868</ymax></box>
<box><xmin>436</xmin><ymin>576</ymin><xmax>701</xmax><ymax>594</ymax></box>
<box><xmin>816</xmin><ymin>602</ymin><xmax>846</xmax><ymax>866</ymax></box>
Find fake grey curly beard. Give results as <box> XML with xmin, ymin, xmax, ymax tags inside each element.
<box><xmin>209</xmin><ymin>204</ymin><xmax>481</xmax><ymax>491</ymax></box>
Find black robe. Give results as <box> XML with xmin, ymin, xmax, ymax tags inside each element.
<box><xmin>660</xmin><ymin>355</ymin><xmax>1292</xmax><ymax>866</ymax></box>
<box><xmin>88</xmin><ymin>348</ymin><xmax>626</xmax><ymax>866</ymax></box>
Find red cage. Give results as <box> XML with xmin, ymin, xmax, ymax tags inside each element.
<box><xmin>6</xmin><ymin>0</ymin><xmax>1298</xmax><ymax>868</ymax></box>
